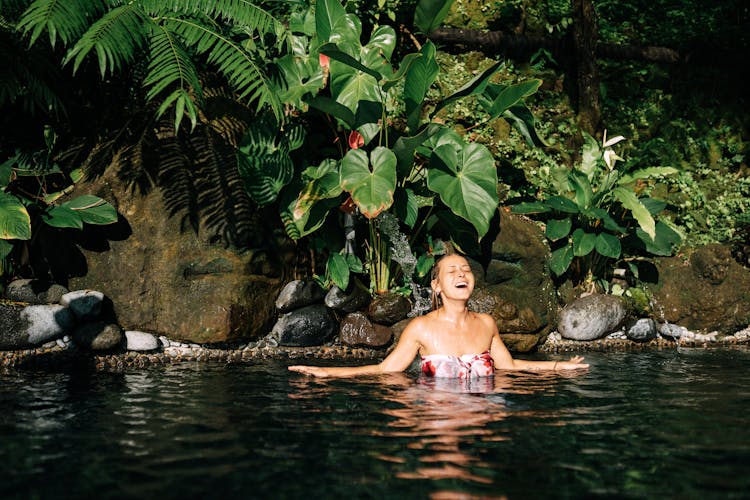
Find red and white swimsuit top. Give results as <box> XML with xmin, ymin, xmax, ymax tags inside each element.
<box><xmin>420</xmin><ymin>351</ymin><xmax>495</xmax><ymax>378</ymax></box>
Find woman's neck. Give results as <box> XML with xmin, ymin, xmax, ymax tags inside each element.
<box><xmin>436</xmin><ymin>299</ymin><xmax>470</xmax><ymax>323</ymax></box>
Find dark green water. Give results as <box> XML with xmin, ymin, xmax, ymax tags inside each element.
<box><xmin>1</xmin><ymin>348</ymin><xmax>749</xmax><ymax>499</ymax></box>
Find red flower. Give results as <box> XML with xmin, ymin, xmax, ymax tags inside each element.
<box><xmin>319</xmin><ymin>53</ymin><xmax>330</xmax><ymax>69</ymax></box>
<box><xmin>348</xmin><ymin>130</ymin><xmax>364</xmax><ymax>150</ymax></box>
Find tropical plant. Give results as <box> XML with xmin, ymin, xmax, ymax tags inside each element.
<box><xmin>15</xmin><ymin>0</ymin><xmax>288</xmax><ymax>132</ymax></box>
<box><xmin>238</xmin><ymin>0</ymin><xmax>543</xmax><ymax>295</ymax></box>
<box><xmin>0</xmin><ymin>130</ymin><xmax>117</xmax><ymax>279</ymax></box>
<box><xmin>512</xmin><ymin>131</ymin><xmax>682</xmax><ymax>289</ymax></box>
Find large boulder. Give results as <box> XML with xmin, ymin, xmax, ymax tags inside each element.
<box><xmin>558</xmin><ymin>294</ymin><xmax>628</xmax><ymax>341</ymax></box>
<box><xmin>273</xmin><ymin>305</ymin><xmax>338</xmax><ymax>347</ymax></box>
<box><xmin>0</xmin><ymin>304</ymin><xmax>75</xmax><ymax>350</ymax></box>
<box><xmin>65</xmin><ymin>165</ymin><xmax>289</xmax><ymax>344</ymax></box>
<box><xmin>475</xmin><ymin>210</ymin><xmax>557</xmax><ymax>351</ymax></box>
<box><xmin>652</xmin><ymin>244</ymin><xmax>750</xmax><ymax>334</ymax></box>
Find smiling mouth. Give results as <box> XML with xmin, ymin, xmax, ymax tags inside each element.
<box><xmin>455</xmin><ymin>282</ymin><xmax>468</xmax><ymax>288</ymax></box>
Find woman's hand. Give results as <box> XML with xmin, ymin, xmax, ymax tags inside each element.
<box><xmin>555</xmin><ymin>355</ymin><xmax>589</xmax><ymax>370</ymax></box>
<box><xmin>288</xmin><ymin>365</ymin><xmax>330</xmax><ymax>377</ymax></box>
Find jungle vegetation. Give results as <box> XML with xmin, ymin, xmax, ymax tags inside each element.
<box><xmin>1</xmin><ymin>0</ymin><xmax>747</xmax><ymax>298</ymax></box>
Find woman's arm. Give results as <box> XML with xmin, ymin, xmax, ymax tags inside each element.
<box><xmin>288</xmin><ymin>320</ymin><xmax>423</xmax><ymax>378</ymax></box>
<box><xmin>489</xmin><ymin>326</ymin><xmax>589</xmax><ymax>371</ymax></box>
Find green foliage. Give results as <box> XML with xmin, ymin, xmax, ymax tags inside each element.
<box><xmin>0</xmin><ymin>142</ymin><xmax>117</xmax><ymax>279</ymax></box>
<box><xmin>243</xmin><ymin>0</ymin><xmax>542</xmax><ymax>295</ymax></box>
<box><xmin>17</xmin><ymin>0</ymin><xmax>287</xmax><ymax>132</ymax></box>
<box><xmin>512</xmin><ymin>132</ymin><xmax>681</xmax><ymax>286</ymax></box>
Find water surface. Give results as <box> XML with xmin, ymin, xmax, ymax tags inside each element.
<box><xmin>1</xmin><ymin>348</ymin><xmax>748</xmax><ymax>499</ymax></box>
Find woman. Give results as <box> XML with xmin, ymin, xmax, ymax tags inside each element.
<box><xmin>288</xmin><ymin>253</ymin><xmax>588</xmax><ymax>378</ymax></box>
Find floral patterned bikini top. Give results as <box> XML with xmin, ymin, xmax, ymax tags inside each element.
<box><xmin>420</xmin><ymin>351</ymin><xmax>495</xmax><ymax>378</ymax></box>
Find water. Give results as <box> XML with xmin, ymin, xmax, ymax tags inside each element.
<box><xmin>1</xmin><ymin>348</ymin><xmax>749</xmax><ymax>499</ymax></box>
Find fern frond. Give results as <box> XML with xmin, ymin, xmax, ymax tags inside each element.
<box><xmin>145</xmin><ymin>26</ymin><xmax>202</xmax><ymax>131</ymax></box>
<box><xmin>0</xmin><ymin>20</ymin><xmax>65</xmax><ymax>116</ymax></box>
<box><xmin>144</xmin><ymin>0</ymin><xmax>284</xmax><ymax>37</ymax></box>
<box><xmin>163</xmin><ymin>15</ymin><xmax>282</xmax><ymax>120</ymax></box>
<box><xmin>18</xmin><ymin>0</ymin><xmax>106</xmax><ymax>48</ymax></box>
<box><xmin>64</xmin><ymin>3</ymin><xmax>151</xmax><ymax>77</ymax></box>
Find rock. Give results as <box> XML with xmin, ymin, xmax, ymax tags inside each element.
<box><xmin>0</xmin><ymin>304</ymin><xmax>75</xmax><ymax>350</ymax></box>
<box><xmin>652</xmin><ymin>244</ymin><xmax>750</xmax><ymax>334</ymax></box>
<box><xmin>658</xmin><ymin>323</ymin><xmax>689</xmax><ymax>339</ymax></box>
<box><xmin>339</xmin><ymin>312</ymin><xmax>393</xmax><ymax>348</ymax></box>
<box><xmin>324</xmin><ymin>280</ymin><xmax>371</xmax><ymax>313</ymax></box>
<box><xmin>273</xmin><ymin>305</ymin><xmax>337</xmax><ymax>347</ymax></box>
<box><xmin>626</xmin><ymin>318</ymin><xmax>657</xmax><ymax>342</ymax></box>
<box><xmin>558</xmin><ymin>294</ymin><xmax>628</xmax><ymax>341</ymax></box>
<box><xmin>483</xmin><ymin>210</ymin><xmax>557</xmax><ymax>346</ymax></box>
<box><xmin>60</xmin><ymin>290</ymin><xmax>104</xmax><ymax>321</ymax></box>
<box><xmin>469</xmin><ymin>287</ymin><xmax>544</xmax><ymax>352</ymax></box>
<box><xmin>125</xmin><ymin>331</ymin><xmax>160</xmax><ymax>351</ymax></box>
<box><xmin>5</xmin><ymin>279</ymin><xmax>69</xmax><ymax>304</ymax></box>
<box><xmin>65</xmin><ymin>166</ymin><xmax>289</xmax><ymax>345</ymax></box>
<box><xmin>275</xmin><ymin>280</ymin><xmax>326</xmax><ymax>312</ymax></box>
<box><xmin>71</xmin><ymin>322</ymin><xmax>124</xmax><ymax>351</ymax></box>
<box><xmin>366</xmin><ymin>293</ymin><xmax>411</xmax><ymax>325</ymax></box>
<box><xmin>391</xmin><ymin>318</ymin><xmax>413</xmax><ymax>345</ymax></box>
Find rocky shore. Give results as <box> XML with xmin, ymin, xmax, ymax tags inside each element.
<box><xmin>3</xmin><ymin>325</ymin><xmax>748</xmax><ymax>373</ymax></box>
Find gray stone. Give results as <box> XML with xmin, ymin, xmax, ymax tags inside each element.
<box><xmin>5</xmin><ymin>279</ymin><xmax>69</xmax><ymax>304</ymax></box>
<box><xmin>125</xmin><ymin>331</ymin><xmax>160</xmax><ymax>351</ymax></box>
<box><xmin>275</xmin><ymin>280</ymin><xmax>326</xmax><ymax>312</ymax></box>
<box><xmin>0</xmin><ymin>304</ymin><xmax>76</xmax><ymax>349</ymax></box>
<box><xmin>626</xmin><ymin>318</ymin><xmax>657</xmax><ymax>342</ymax></box>
<box><xmin>558</xmin><ymin>294</ymin><xmax>628</xmax><ymax>341</ymax></box>
<box><xmin>324</xmin><ymin>280</ymin><xmax>370</xmax><ymax>313</ymax></box>
<box><xmin>339</xmin><ymin>312</ymin><xmax>393</xmax><ymax>348</ymax></box>
<box><xmin>366</xmin><ymin>293</ymin><xmax>411</xmax><ymax>325</ymax></box>
<box><xmin>273</xmin><ymin>304</ymin><xmax>337</xmax><ymax>347</ymax></box>
<box><xmin>71</xmin><ymin>322</ymin><xmax>123</xmax><ymax>351</ymax></box>
<box><xmin>658</xmin><ymin>323</ymin><xmax>690</xmax><ymax>339</ymax></box>
<box><xmin>60</xmin><ymin>290</ymin><xmax>105</xmax><ymax>321</ymax></box>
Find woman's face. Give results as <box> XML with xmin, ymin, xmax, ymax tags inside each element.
<box><xmin>432</xmin><ymin>255</ymin><xmax>475</xmax><ymax>301</ymax></box>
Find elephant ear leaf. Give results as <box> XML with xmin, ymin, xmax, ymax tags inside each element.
<box><xmin>427</xmin><ymin>141</ymin><xmax>498</xmax><ymax>238</ymax></box>
<box><xmin>414</xmin><ymin>0</ymin><xmax>455</xmax><ymax>35</ymax></box>
<box><xmin>340</xmin><ymin>147</ymin><xmax>397</xmax><ymax>218</ymax></box>
<box><xmin>0</xmin><ymin>192</ymin><xmax>31</xmax><ymax>240</ymax></box>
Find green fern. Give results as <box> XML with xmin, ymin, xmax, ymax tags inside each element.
<box><xmin>18</xmin><ymin>0</ymin><xmax>106</xmax><ymax>48</ymax></box>
<box><xmin>18</xmin><ymin>0</ymin><xmax>287</xmax><ymax>132</ymax></box>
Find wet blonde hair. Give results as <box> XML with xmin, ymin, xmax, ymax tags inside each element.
<box><xmin>429</xmin><ymin>244</ymin><xmax>457</xmax><ymax>310</ymax></box>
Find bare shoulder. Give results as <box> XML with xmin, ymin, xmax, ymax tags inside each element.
<box><xmin>471</xmin><ymin>311</ymin><xmax>497</xmax><ymax>328</ymax></box>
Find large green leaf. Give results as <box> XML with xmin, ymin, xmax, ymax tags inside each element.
<box><xmin>595</xmin><ymin>232</ymin><xmax>621</xmax><ymax>259</ymax></box>
<box><xmin>304</xmin><ymin>95</ymin><xmax>355</xmax><ymax>128</ymax></box>
<box><xmin>327</xmin><ymin>252</ymin><xmax>350</xmax><ymax>290</ymax></box>
<box><xmin>238</xmin><ymin>119</ymin><xmax>302</xmax><ymax>206</ymax></box>
<box><xmin>62</xmin><ymin>195</ymin><xmax>117</xmax><ymax>224</ymax></box>
<box><xmin>584</xmin><ymin>207</ymin><xmax>627</xmax><ymax>233</ymax></box>
<box><xmin>414</xmin><ymin>0</ymin><xmax>455</xmax><ymax>34</ymax></box>
<box><xmin>427</xmin><ymin>141</ymin><xmax>498</xmax><ymax>238</ymax></box>
<box><xmin>393</xmin><ymin>188</ymin><xmax>419</xmax><ymax>228</ymax></box>
<box><xmin>613</xmin><ymin>186</ymin><xmax>655</xmax><ymax>239</ymax></box>
<box><xmin>293</xmin><ymin>160</ymin><xmax>342</xmax><ymax>220</ymax></box>
<box><xmin>0</xmin><ymin>192</ymin><xmax>31</xmax><ymax>240</ymax></box>
<box><xmin>340</xmin><ymin>147</ymin><xmax>396</xmax><ymax>218</ymax></box>
<box><xmin>636</xmin><ymin>221</ymin><xmax>682</xmax><ymax>256</ymax></box>
<box><xmin>579</xmin><ymin>132</ymin><xmax>601</xmax><ymax>179</ymax></box>
<box><xmin>544</xmin><ymin>196</ymin><xmax>579</xmax><ymax>214</ymax></box>
<box><xmin>0</xmin><ymin>239</ymin><xmax>13</xmax><ymax>259</ymax></box>
<box><xmin>502</xmin><ymin>104</ymin><xmax>547</xmax><ymax>148</ymax></box>
<box><xmin>546</xmin><ymin>218</ymin><xmax>572</xmax><ymax>241</ymax></box>
<box><xmin>280</xmin><ymin>183</ymin><xmax>338</xmax><ymax>241</ymax></box>
<box><xmin>431</xmin><ymin>61</ymin><xmax>503</xmax><ymax>118</ymax></box>
<box><xmin>393</xmin><ymin>124</ymin><xmax>443</xmax><ymax>177</ymax></box>
<box><xmin>19</xmin><ymin>0</ymin><xmax>106</xmax><ymax>48</ymax></box>
<box><xmin>511</xmin><ymin>201</ymin><xmax>551</xmax><ymax>214</ymax></box>
<box><xmin>569</xmin><ymin>171</ymin><xmax>593</xmax><ymax>211</ymax></box>
<box><xmin>404</xmin><ymin>41</ymin><xmax>439</xmax><ymax>133</ymax></box>
<box><xmin>571</xmin><ymin>228</ymin><xmax>597</xmax><ymax>256</ymax></box>
<box><xmin>478</xmin><ymin>79</ymin><xmax>542</xmax><ymax>119</ymax></box>
<box><xmin>549</xmin><ymin>244</ymin><xmax>573</xmax><ymax>276</ymax></box>
<box><xmin>618</xmin><ymin>166</ymin><xmax>679</xmax><ymax>185</ymax></box>
<box><xmin>315</xmin><ymin>0</ymin><xmax>347</xmax><ymax>42</ymax></box>
<box><xmin>43</xmin><ymin>205</ymin><xmax>83</xmax><ymax>229</ymax></box>
<box><xmin>319</xmin><ymin>42</ymin><xmax>382</xmax><ymax>80</ymax></box>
